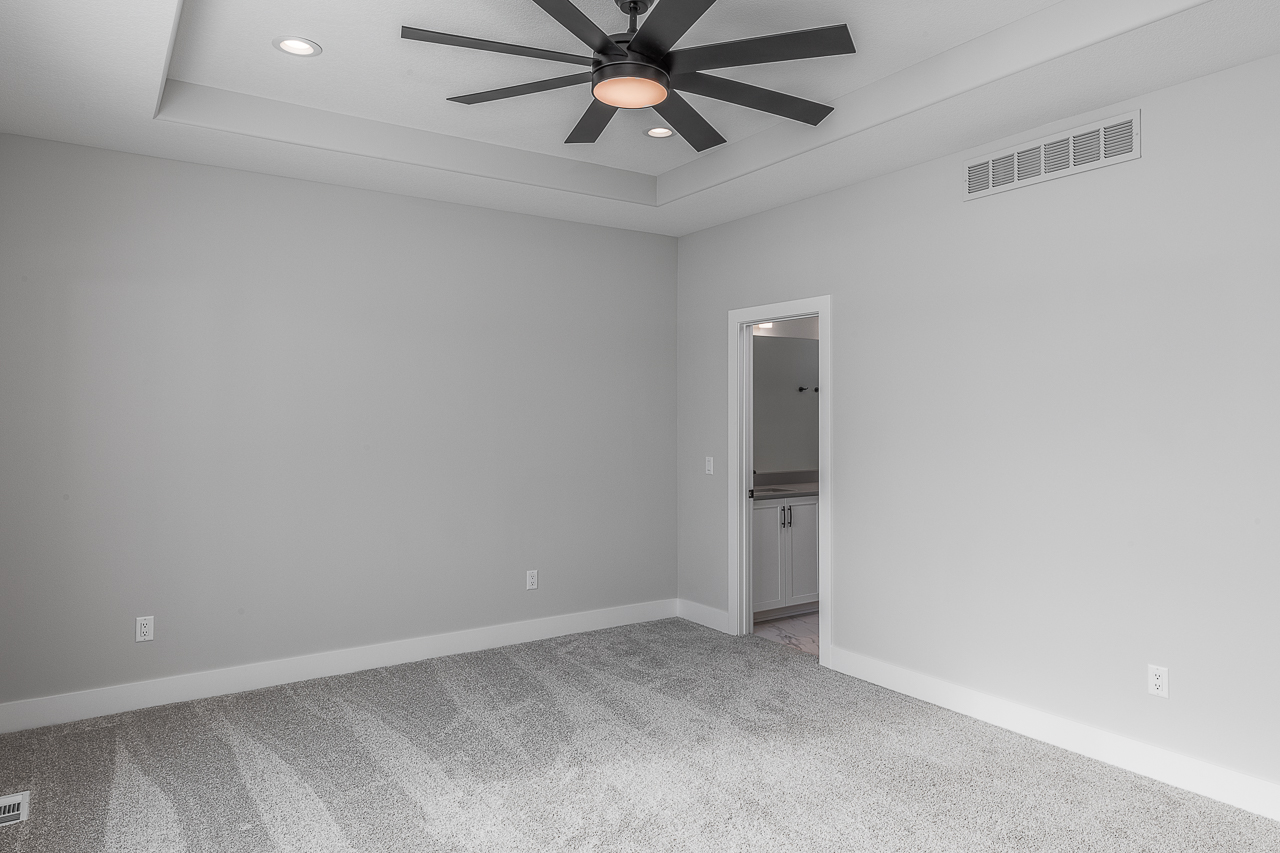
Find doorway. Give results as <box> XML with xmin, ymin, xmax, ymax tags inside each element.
<box><xmin>726</xmin><ymin>296</ymin><xmax>832</xmax><ymax>663</ymax></box>
<box><xmin>750</xmin><ymin>317</ymin><xmax>820</xmax><ymax>654</ymax></box>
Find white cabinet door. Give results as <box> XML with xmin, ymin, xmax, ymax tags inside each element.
<box><xmin>787</xmin><ymin>497</ymin><xmax>818</xmax><ymax>605</ymax></box>
<box><xmin>752</xmin><ymin>500</ymin><xmax>786</xmax><ymax>612</ymax></box>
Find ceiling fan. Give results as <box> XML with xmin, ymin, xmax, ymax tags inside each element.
<box><xmin>401</xmin><ymin>0</ymin><xmax>856</xmax><ymax>152</ymax></box>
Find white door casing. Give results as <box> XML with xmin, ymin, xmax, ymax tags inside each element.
<box><xmin>726</xmin><ymin>296</ymin><xmax>832</xmax><ymax>663</ymax></box>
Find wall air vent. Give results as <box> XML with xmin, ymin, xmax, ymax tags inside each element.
<box><xmin>964</xmin><ymin>111</ymin><xmax>1140</xmax><ymax>200</ymax></box>
<box><xmin>0</xmin><ymin>792</ymin><xmax>29</xmax><ymax>827</ymax></box>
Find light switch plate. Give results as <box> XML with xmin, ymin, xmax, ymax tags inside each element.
<box><xmin>705</xmin><ymin>457</ymin><xmax>714</xmax><ymax>475</ymax></box>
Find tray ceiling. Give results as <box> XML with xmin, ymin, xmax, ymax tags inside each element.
<box><xmin>166</xmin><ymin>0</ymin><xmax>1061</xmax><ymax>176</ymax></box>
<box><xmin>2</xmin><ymin>0</ymin><xmax>1279</xmax><ymax>235</ymax></box>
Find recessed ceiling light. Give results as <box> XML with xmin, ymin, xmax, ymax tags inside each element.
<box><xmin>647</xmin><ymin>127</ymin><xmax>673</xmax><ymax>138</ymax></box>
<box><xmin>273</xmin><ymin>36</ymin><xmax>322</xmax><ymax>57</ymax></box>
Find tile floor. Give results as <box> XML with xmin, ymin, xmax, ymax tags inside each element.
<box><xmin>753</xmin><ymin>610</ymin><xmax>818</xmax><ymax>655</ymax></box>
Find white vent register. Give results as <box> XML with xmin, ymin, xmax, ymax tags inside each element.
<box><xmin>0</xmin><ymin>792</ymin><xmax>29</xmax><ymax>827</ymax></box>
<box><xmin>965</xmin><ymin>111</ymin><xmax>1140</xmax><ymax>200</ymax></box>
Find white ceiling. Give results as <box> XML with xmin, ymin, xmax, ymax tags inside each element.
<box><xmin>167</xmin><ymin>0</ymin><xmax>1060</xmax><ymax>175</ymax></box>
<box><xmin>2</xmin><ymin>0</ymin><xmax>1279</xmax><ymax>235</ymax></box>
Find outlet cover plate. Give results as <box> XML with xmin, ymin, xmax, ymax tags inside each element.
<box><xmin>136</xmin><ymin>615</ymin><xmax>154</xmax><ymax>642</ymax></box>
<box><xmin>526</xmin><ymin>570</ymin><xmax>538</xmax><ymax>590</ymax></box>
<box><xmin>1148</xmin><ymin>664</ymin><xmax>1169</xmax><ymax>698</ymax></box>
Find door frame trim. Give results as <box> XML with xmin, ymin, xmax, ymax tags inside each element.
<box><xmin>726</xmin><ymin>296</ymin><xmax>832</xmax><ymax>662</ymax></box>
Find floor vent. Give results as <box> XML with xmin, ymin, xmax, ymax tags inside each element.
<box><xmin>964</xmin><ymin>111</ymin><xmax>1140</xmax><ymax>200</ymax></box>
<box><xmin>0</xmin><ymin>792</ymin><xmax>29</xmax><ymax>827</ymax></box>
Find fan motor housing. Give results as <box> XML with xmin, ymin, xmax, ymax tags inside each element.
<box><xmin>592</xmin><ymin>59</ymin><xmax>669</xmax><ymax>87</ymax></box>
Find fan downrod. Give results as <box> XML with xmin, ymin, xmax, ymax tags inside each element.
<box><xmin>613</xmin><ymin>0</ymin><xmax>650</xmax><ymax>35</ymax></box>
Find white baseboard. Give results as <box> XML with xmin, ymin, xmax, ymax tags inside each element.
<box><xmin>0</xmin><ymin>599</ymin><xmax>683</xmax><ymax>735</ymax></box>
<box><xmin>26</xmin><ymin>605</ymin><xmax>1262</xmax><ymax>822</ymax></box>
<box><xmin>823</xmin><ymin>645</ymin><xmax>1280</xmax><ymax>822</ymax></box>
<box><xmin>676</xmin><ymin>599</ymin><xmax>730</xmax><ymax>633</ymax></box>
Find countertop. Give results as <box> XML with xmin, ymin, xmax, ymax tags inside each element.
<box><xmin>751</xmin><ymin>482</ymin><xmax>818</xmax><ymax>500</ymax></box>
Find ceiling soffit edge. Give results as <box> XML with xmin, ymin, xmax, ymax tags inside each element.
<box><xmin>656</xmin><ymin>0</ymin><xmax>1216</xmax><ymax>203</ymax></box>
<box><xmin>152</xmin><ymin>0</ymin><xmax>186</xmax><ymax>119</ymax></box>
<box><xmin>157</xmin><ymin>80</ymin><xmax>658</xmax><ymax>205</ymax></box>
<box><xmin>155</xmin><ymin>0</ymin><xmax>1214</xmax><ymax>212</ymax></box>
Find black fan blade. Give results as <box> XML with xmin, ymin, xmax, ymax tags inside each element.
<box><xmin>449</xmin><ymin>73</ymin><xmax>592</xmax><ymax>105</ymax></box>
<box><xmin>652</xmin><ymin>91</ymin><xmax>726</xmax><ymax>151</ymax></box>
<box><xmin>629</xmin><ymin>0</ymin><xmax>718</xmax><ymax>59</ymax></box>
<box><xmin>401</xmin><ymin>26</ymin><xmax>592</xmax><ymax>66</ymax></box>
<box><xmin>671</xmin><ymin>72</ymin><xmax>832</xmax><ymax>125</ymax></box>
<box><xmin>566</xmin><ymin>100</ymin><xmax>619</xmax><ymax>143</ymax></box>
<box><xmin>528</xmin><ymin>0</ymin><xmax>627</xmax><ymax>58</ymax></box>
<box><xmin>667</xmin><ymin>24</ymin><xmax>855</xmax><ymax>74</ymax></box>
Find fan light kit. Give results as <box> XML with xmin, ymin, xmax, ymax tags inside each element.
<box><xmin>647</xmin><ymin>127</ymin><xmax>673</xmax><ymax>138</ymax></box>
<box><xmin>594</xmin><ymin>63</ymin><xmax>669</xmax><ymax>108</ymax></box>
<box><xmin>274</xmin><ymin>36</ymin><xmax>321</xmax><ymax>56</ymax></box>
<box><xmin>402</xmin><ymin>0</ymin><xmax>856</xmax><ymax>152</ymax></box>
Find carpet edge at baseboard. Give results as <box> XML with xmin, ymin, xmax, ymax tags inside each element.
<box><xmin>0</xmin><ymin>598</ymin><xmax>705</xmax><ymax>735</ymax></box>
<box><xmin>821</xmin><ymin>644</ymin><xmax>1280</xmax><ymax>823</ymax></box>
<box><xmin>675</xmin><ymin>599</ymin><xmax>731</xmax><ymax>632</ymax></box>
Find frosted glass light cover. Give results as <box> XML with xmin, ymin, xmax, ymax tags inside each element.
<box><xmin>593</xmin><ymin>77</ymin><xmax>668</xmax><ymax>109</ymax></box>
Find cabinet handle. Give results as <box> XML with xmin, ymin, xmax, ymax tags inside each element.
<box><xmin>780</xmin><ymin>507</ymin><xmax>786</xmax><ymax>528</ymax></box>
<box><xmin>787</xmin><ymin>505</ymin><xmax>792</xmax><ymax>527</ymax></box>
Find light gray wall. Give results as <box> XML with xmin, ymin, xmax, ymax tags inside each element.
<box><xmin>753</xmin><ymin>336</ymin><xmax>818</xmax><ymax>473</ymax></box>
<box><xmin>676</xmin><ymin>53</ymin><xmax>1280</xmax><ymax>783</ymax></box>
<box><xmin>0</xmin><ymin>134</ymin><xmax>677</xmax><ymax>704</ymax></box>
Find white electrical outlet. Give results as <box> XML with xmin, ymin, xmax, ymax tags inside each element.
<box><xmin>136</xmin><ymin>615</ymin><xmax>154</xmax><ymax>643</ymax></box>
<box><xmin>705</xmin><ymin>456</ymin><xmax>714</xmax><ymax>475</ymax></box>
<box><xmin>526</xmin><ymin>570</ymin><xmax>538</xmax><ymax>590</ymax></box>
<box><xmin>1148</xmin><ymin>664</ymin><xmax>1168</xmax><ymax>698</ymax></box>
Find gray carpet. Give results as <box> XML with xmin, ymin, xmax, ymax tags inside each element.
<box><xmin>1</xmin><ymin>618</ymin><xmax>1277</xmax><ymax>852</ymax></box>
